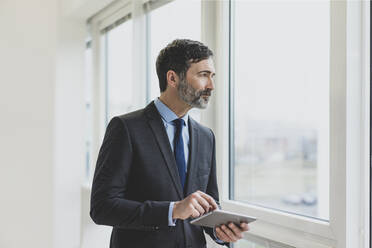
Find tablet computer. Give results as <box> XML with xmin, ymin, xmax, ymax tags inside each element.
<box><xmin>189</xmin><ymin>209</ymin><xmax>256</xmax><ymax>228</ymax></box>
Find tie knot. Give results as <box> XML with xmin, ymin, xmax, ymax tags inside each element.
<box><xmin>173</xmin><ymin>118</ymin><xmax>185</xmax><ymax>129</ymax></box>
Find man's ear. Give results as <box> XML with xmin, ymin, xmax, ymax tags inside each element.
<box><xmin>166</xmin><ymin>70</ymin><xmax>178</xmax><ymax>89</ymax></box>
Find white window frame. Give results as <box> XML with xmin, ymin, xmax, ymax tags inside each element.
<box><xmin>208</xmin><ymin>1</ymin><xmax>370</xmax><ymax>248</ymax></box>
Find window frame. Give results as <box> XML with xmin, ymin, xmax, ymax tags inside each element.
<box><xmin>210</xmin><ymin>1</ymin><xmax>370</xmax><ymax>247</ymax></box>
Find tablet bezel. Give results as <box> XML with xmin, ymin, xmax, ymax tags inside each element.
<box><xmin>189</xmin><ymin>209</ymin><xmax>256</xmax><ymax>228</ymax></box>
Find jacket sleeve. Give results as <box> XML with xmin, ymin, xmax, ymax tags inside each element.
<box><xmin>90</xmin><ymin>117</ymin><xmax>170</xmax><ymax>230</ymax></box>
<box><xmin>203</xmin><ymin>129</ymin><xmax>230</xmax><ymax>247</ymax></box>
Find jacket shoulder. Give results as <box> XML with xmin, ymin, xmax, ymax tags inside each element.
<box><xmin>189</xmin><ymin>117</ymin><xmax>214</xmax><ymax>139</ymax></box>
<box><xmin>116</xmin><ymin>108</ymin><xmax>146</xmax><ymax>123</ymax></box>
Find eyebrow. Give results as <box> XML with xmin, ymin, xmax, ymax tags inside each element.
<box><xmin>198</xmin><ymin>70</ymin><xmax>216</xmax><ymax>76</ymax></box>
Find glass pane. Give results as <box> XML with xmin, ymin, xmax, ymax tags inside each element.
<box><xmin>149</xmin><ymin>0</ymin><xmax>202</xmax><ymax>121</ymax></box>
<box><xmin>106</xmin><ymin>19</ymin><xmax>134</xmax><ymax>121</ymax></box>
<box><xmin>232</xmin><ymin>1</ymin><xmax>330</xmax><ymax>220</ymax></box>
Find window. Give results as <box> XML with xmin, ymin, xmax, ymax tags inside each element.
<box><xmin>103</xmin><ymin>16</ymin><xmax>134</xmax><ymax>122</ymax></box>
<box><xmin>230</xmin><ymin>0</ymin><xmax>330</xmax><ymax>220</ymax></box>
<box><xmin>218</xmin><ymin>0</ymin><xmax>369</xmax><ymax>247</ymax></box>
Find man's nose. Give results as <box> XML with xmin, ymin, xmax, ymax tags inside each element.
<box><xmin>207</xmin><ymin>77</ymin><xmax>215</xmax><ymax>90</ymax></box>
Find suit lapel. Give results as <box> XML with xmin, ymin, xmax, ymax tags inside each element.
<box><xmin>185</xmin><ymin>118</ymin><xmax>199</xmax><ymax>196</ymax></box>
<box><xmin>145</xmin><ymin>102</ymin><xmax>183</xmax><ymax>198</ymax></box>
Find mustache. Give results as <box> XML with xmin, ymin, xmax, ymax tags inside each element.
<box><xmin>199</xmin><ymin>89</ymin><xmax>212</xmax><ymax>97</ymax></box>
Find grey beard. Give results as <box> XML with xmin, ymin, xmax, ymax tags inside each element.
<box><xmin>177</xmin><ymin>79</ymin><xmax>210</xmax><ymax>109</ymax></box>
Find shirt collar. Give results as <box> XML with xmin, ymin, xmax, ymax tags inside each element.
<box><xmin>154</xmin><ymin>98</ymin><xmax>189</xmax><ymax>126</ymax></box>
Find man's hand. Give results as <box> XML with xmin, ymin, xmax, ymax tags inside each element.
<box><xmin>172</xmin><ymin>190</ymin><xmax>218</xmax><ymax>220</ymax></box>
<box><xmin>215</xmin><ymin>222</ymin><xmax>249</xmax><ymax>243</ymax></box>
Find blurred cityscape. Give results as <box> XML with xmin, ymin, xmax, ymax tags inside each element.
<box><xmin>234</xmin><ymin>121</ymin><xmax>318</xmax><ymax>218</ymax></box>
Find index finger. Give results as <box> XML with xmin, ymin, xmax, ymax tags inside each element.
<box><xmin>240</xmin><ymin>222</ymin><xmax>249</xmax><ymax>231</ymax></box>
<box><xmin>197</xmin><ymin>191</ymin><xmax>218</xmax><ymax>210</ymax></box>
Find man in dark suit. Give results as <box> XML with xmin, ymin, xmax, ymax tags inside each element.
<box><xmin>90</xmin><ymin>39</ymin><xmax>249</xmax><ymax>248</ymax></box>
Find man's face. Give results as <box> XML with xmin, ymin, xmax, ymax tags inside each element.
<box><xmin>177</xmin><ymin>58</ymin><xmax>216</xmax><ymax>109</ymax></box>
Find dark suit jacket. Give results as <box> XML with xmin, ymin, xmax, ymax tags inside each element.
<box><xmin>90</xmin><ymin>101</ymin><xmax>227</xmax><ymax>248</ymax></box>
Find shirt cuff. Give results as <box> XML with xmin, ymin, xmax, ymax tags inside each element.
<box><xmin>168</xmin><ymin>202</ymin><xmax>177</xmax><ymax>226</ymax></box>
<box><xmin>213</xmin><ymin>227</ymin><xmax>225</xmax><ymax>244</ymax></box>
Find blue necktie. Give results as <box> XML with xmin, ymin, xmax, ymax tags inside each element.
<box><xmin>173</xmin><ymin>118</ymin><xmax>186</xmax><ymax>189</ymax></box>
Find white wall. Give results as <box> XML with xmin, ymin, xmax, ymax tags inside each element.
<box><xmin>0</xmin><ymin>0</ymin><xmax>87</xmax><ymax>247</ymax></box>
<box><xmin>53</xmin><ymin>9</ymin><xmax>86</xmax><ymax>248</ymax></box>
<box><xmin>0</xmin><ymin>0</ymin><xmax>57</xmax><ymax>247</ymax></box>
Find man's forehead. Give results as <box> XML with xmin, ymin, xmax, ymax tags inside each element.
<box><xmin>189</xmin><ymin>58</ymin><xmax>215</xmax><ymax>73</ymax></box>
